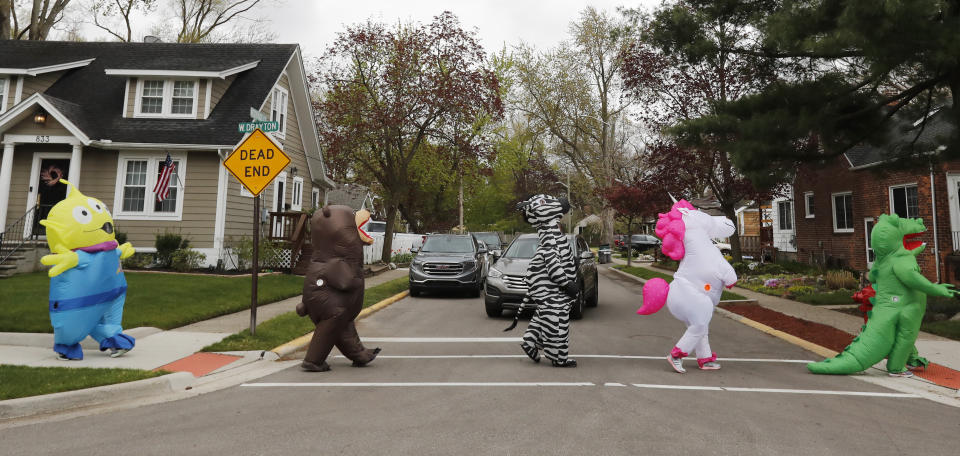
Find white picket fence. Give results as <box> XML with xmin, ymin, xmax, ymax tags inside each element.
<box><xmin>363</xmin><ymin>233</ymin><xmax>423</xmax><ymax>264</ymax></box>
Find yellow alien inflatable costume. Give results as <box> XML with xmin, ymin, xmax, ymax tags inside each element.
<box><xmin>39</xmin><ymin>180</ymin><xmax>136</xmax><ymax>360</ymax></box>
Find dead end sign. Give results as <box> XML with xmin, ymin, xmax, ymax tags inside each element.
<box><xmin>223</xmin><ymin>128</ymin><xmax>291</xmax><ymax>196</ymax></box>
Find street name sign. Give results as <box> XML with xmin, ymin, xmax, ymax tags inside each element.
<box><xmin>223</xmin><ymin>128</ymin><xmax>290</xmax><ymax>196</ymax></box>
<box><xmin>238</xmin><ymin>120</ymin><xmax>280</xmax><ymax>133</ymax></box>
<box><xmin>250</xmin><ymin>107</ymin><xmax>268</xmax><ymax>122</ymax></box>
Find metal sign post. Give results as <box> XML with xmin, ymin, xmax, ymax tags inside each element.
<box><xmin>251</xmin><ymin>195</ymin><xmax>259</xmax><ymax>334</ymax></box>
<box><xmin>222</xmin><ymin>128</ymin><xmax>290</xmax><ymax>335</ymax></box>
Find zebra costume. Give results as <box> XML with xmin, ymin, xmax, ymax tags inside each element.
<box><xmin>507</xmin><ymin>194</ymin><xmax>578</xmax><ymax>368</ymax></box>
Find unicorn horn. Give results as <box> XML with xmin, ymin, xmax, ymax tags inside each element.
<box><xmin>668</xmin><ymin>193</ymin><xmax>678</xmax><ymax>203</ymax></box>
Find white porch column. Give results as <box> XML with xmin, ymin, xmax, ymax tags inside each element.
<box><xmin>68</xmin><ymin>144</ymin><xmax>83</xmax><ymax>192</ymax></box>
<box><xmin>0</xmin><ymin>143</ymin><xmax>14</xmax><ymax>230</ymax></box>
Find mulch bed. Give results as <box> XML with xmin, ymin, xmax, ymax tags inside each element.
<box><xmin>719</xmin><ymin>303</ymin><xmax>855</xmax><ymax>352</ymax></box>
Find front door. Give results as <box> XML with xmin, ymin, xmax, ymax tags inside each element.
<box><xmin>865</xmin><ymin>217</ymin><xmax>876</xmax><ymax>269</ymax></box>
<box><xmin>947</xmin><ymin>174</ymin><xmax>960</xmax><ymax>250</ymax></box>
<box><xmin>26</xmin><ymin>155</ymin><xmax>71</xmax><ymax>238</ymax></box>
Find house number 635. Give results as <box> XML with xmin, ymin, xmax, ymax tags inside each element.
<box><xmin>35</xmin><ymin>135</ymin><xmax>50</xmax><ymax>143</ymax></box>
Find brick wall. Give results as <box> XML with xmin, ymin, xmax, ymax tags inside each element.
<box><xmin>793</xmin><ymin>156</ymin><xmax>960</xmax><ymax>284</ymax></box>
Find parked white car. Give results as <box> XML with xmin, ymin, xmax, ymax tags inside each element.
<box><xmin>713</xmin><ymin>240</ymin><xmax>732</xmax><ymax>255</ymax></box>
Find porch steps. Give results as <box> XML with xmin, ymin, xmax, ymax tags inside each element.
<box><xmin>0</xmin><ymin>241</ymin><xmax>47</xmax><ymax>278</ymax></box>
<box><xmin>291</xmin><ymin>243</ymin><xmax>312</xmax><ymax>276</ymax></box>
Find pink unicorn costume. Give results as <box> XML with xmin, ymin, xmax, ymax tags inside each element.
<box><xmin>637</xmin><ymin>200</ymin><xmax>737</xmax><ymax>373</ymax></box>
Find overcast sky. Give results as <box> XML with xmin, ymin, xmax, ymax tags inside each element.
<box><xmin>258</xmin><ymin>0</ymin><xmax>656</xmax><ymax>58</ymax></box>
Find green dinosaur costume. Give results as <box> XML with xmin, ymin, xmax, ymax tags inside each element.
<box><xmin>808</xmin><ymin>214</ymin><xmax>957</xmax><ymax>375</ymax></box>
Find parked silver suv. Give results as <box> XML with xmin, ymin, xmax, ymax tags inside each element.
<box><xmin>484</xmin><ymin>233</ymin><xmax>598</xmax><ymax>319</ymax></box>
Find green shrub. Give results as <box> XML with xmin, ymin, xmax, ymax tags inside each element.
<box><xmin>390</xmin><ymin>252</ymin><xmax>414</xmax><ymax>264</ymax></box>
<box><xmin>122</xmin><ymin>252</ymin><xmax>154</xmax><ymax>269</ymax></box>
<box><xmin>755</xmin><ymin>263</ymin><xmax>785</xmax><ymax>275</ymax></box>
<box><xmin>226</xmin><ymin>236</ymin><xmax>284</xmax><ymax>271</ymax></box>
<box><xmin>731</xmin><ymin>262</ymin><xmax>750</xmax><ymax>276</ymax></box>
<box><xmin>115</xmin><ymin>231</ymin><xmax>128</xmax><ymax>245</ymax></box>
<box><xmin>927</xmin><ymin>295</ymin><xmax>960</xmax><ymax>319</ymax></box>
<box><xmin>155</xmin><ymin>231</ymin><xmax>189</xmax><ymax>268</ymax></box>
<box><xmin>825</xmin><ymin>270</ymin><xmax>858</xmax><ymax>290</ymax></box>
<box><xmin>777</xmin><ymin>260</ymin><xmax>818</xmax><ymax>274</ymax></box>
<box><xmin>170</xmin><ymin>249</ymin><xmax>206</xmax><ymax>272</ymax></box>
<box><xmin>786</xmin><ymin>285</ymin><xmax>816</xmax><ymax>298</ymax></box>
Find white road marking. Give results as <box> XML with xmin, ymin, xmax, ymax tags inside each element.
<box><xmin>361</xmin><ymin>337</ymin><xmax>523</xmax><ymax>343</ymax></box>
<box><xmin>331</xmin><ymin>354</ymin><xmax>815</xmax><ymax>363</ymax></box>
<box><xmin>632</xmin><ymin>383</ymin><xmax>921</xmax><ymax>398</ymax></box>
<box><xmin>242</xmin><ymin>382</ymin><xmax>595</xmax><ymax>387</ymax></box>
<box><xmin>604</xmin><ymin>382</ymin><xmax>627</xmax><ymax>387</ymax></box>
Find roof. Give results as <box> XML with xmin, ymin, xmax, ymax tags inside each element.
<box><xmin>325</xmin><ymin>183</ymin><xmax>373</xmax><ymax>210</ymax></box>
<box><xmin>844</xmin><ymin>110</ymin><xmax>956</xmax><ymax>169</ymax></box>
<box><xmin>0</xmin><ymin>40</ymin><xmax>297</xmax><ymax>146</ymax></box>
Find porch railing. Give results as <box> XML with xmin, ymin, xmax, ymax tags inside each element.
<box><xmin>1</xmin><ymin>204</ymin><xmax>39</xmax><ymax>265</ymax></box>
<box><xmin>267</xmin><ymin>211</ymin><xmax>310</xmax><ymax>272</ymax></box>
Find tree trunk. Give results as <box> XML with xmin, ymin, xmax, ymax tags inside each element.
<box><xmin>0</xmin><ymin>0</ymin><xmax>11</xmax><ymax>39</ymax></box>
<box><xmin>380</xmin><ymin>204</ymin><xmax>398</xmax><ymax>264</ymax></box>
<box><xmin>601</xmin><ymin>206</ymin><xmax>615</xmax><ymax>245</ymax></box>
<box><xmin>721</xmin><ymin>204</ymin><xmax>743</xmax><ymax>263</ymax></box>
<box><xmin>626</xmin><ymin>220</ymin><xmax>633</xmax><ymax>268</ymax></box>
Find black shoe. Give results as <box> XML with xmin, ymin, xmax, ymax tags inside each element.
<box><xmin>521</xmin><ymin>343</ymin><xmax>540</xmax><ymax>363</ymax></box>
<box><xmin>353</xmin><ymin>347</ymin><xmax>381</xmax><ymax>367</ymax></box>
<box><xmin>301</xmin><ymin>360</ymin><xmax>331</xmax><ymax>372</ymax></box>
<box><xmin>551</xmin><ymin>359</ymin><xmax>577</xmax><ymax>368</ymax></box>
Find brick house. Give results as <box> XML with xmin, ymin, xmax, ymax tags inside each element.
<box><xmin>792</xmin><ymin>113</ymin><xmax>957</xmax><ymax>283</ymax></box>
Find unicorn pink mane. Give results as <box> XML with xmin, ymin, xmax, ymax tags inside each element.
<box><xmin>655</xmin><ymin>199</ymin><xmax>695</xmax><ymax>261</ymax></box>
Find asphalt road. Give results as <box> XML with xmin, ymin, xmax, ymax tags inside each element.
<box><xmin>3</xmin><ymin>267</ymin><xmax>959</xmax><ymax>455</ymax></box>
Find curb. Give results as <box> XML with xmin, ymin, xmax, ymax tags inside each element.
<box><xmin>271</xmin><ymin>289</ymin><xmax>410</xmax><ymax>359</ymax></box>
<box><xmin>0</xmin><ymin>371</ymin><xmax>194</xmax><ymax>422</ymax></box>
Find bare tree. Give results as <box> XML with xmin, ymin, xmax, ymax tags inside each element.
<box><xmin>4</xmin><ymin>0</ymin><xmax>72</xmax><ymax>39</ymax></box>
<box><xmin>173</xmin><ymin>0</ymin><xmax>261</xmax><ymax>43</ymax></box>
<box><xmin>512</xmin><ymin>7</ymin><xmax>635</xmax><ymax>244</ymax></box>
<box><xmin>89</xmin><ymin>0</ymin><xmax>156</xmax><ymax>42</ymax></box>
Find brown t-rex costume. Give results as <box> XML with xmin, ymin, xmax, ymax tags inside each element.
<box><xmin>296</xmin><ymin>205</ymin><xmax>380</xmax><ymax>372</ymax></box>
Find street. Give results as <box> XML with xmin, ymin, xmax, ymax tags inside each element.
<box><xmin>2</xmin><ymin>266</ymin><xmax>958</xmax><ymax>455</ymax></box>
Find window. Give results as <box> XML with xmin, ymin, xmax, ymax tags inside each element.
<box><xmin>114</xmin><ymin>154</ymin><xmax>187</xmax><ymax>220</ymax></box>
<box><xmin>890</xmin><ymin>184</ymin><xmax>919</xmax><ymax>218</ymax></box>
<box><xmin>154</xmin><ymin>158</ymin><xmax>179</xmax><ymax>213</ymax></box>
<box><xmin>804</xmin><ymin>192</ymin><xmax>815</xmax><ymax>218</ymax></box>
<box><xmin>0</xmin><ymin>78</ymin><xmax>7</xmax><ymax>113</ymax></box>
<box><xmin>122</xmin><ymin>160</ymin><xmax>148</xmax><ymax>212</ymax></box>
<box><xmin>865</xmin><ymin>218</ymin><xmax>876</xmax><ymax>267</ymax></box>
<box><xmin>239</xmin><ymin>184</ymin><xmax>253</xmax><ymax>198</ymax></box>
<box><xmin>271</xmin><ymin>86</ymin><xmax>288</xmax><ymax>138</ymax></box>
<box><xmin>291</xmin><ymin>177</ymin><xmax>304</xmax><ymax>211</ymax></box>
<box><xmin>136</xmin><ymin>79</ymin><xmax>198</xmax><ymax>117</ymax></box>
<box><xmin>777</xmin><ymin>201</ymin><xmax>793</xmax><ymax>230</ymax></box>
<box><xmin>832</xmin><ymin>192</ymin><xmax>854</xmax><ymax>232</ymax></box>
<box><xmin>311</xmin><ymin>188</ymin><xmax>321</xmax><ymax>209</ymax></box>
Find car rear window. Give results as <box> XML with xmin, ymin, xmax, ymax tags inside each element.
<box><xmin>475</xmin><ymin>233</ymin><xmax>500</xmax><ymax>247</ymax></box>
<box><xmin>504</xmin><ymin>238</ymin><xmax>538</xmax><ymax>259</ymax></box>
<box><xmin>421</xmin><ymin>236</ymin><xmax>475</xmax><ymax>253</ymax></box>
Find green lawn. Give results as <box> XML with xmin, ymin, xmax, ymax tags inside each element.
<box><xmin>0</xmin><ymin>365</ymin><xmax>168</xmax><ymax>400</ymax></box>
<box><xmin>0</xmin><ymin>271</ymin><xmax>304</xmax><ymax>332</ymax></box>
<box><xmin>794</xmin><ymin>290</ymin><xmax>856</xmax><ymax>306</ymax></box>
<box><xmin>613</xmin><ymin>265</ymin><xmax>746</xmax><ymax>300</ymax></box>
<box><xmin>202</xmin><ymin>277</ymin><xmax>409</xmax><ymax>352</ymax></box>
<box><xmin>921</xmin><ymin>321</ymin><xmax>960</xmax><ymax>341</ymax></box>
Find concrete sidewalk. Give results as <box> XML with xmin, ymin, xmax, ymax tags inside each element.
<box><xmin>0</xmin><ymin>268</ymin><xmax>409</xmax><ymax>421</ymax></box>
<box><xmin>610</xmin><ymin>258</ymin><xmax>960</xmax><ymax>373</ymax></box>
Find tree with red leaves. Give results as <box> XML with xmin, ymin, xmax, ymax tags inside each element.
<box><xmin>619</xmin><ymin>5</ymin><xmax>784</xmax><ymax>262</ymax></box>
<box><xmin>312</xmin><ymin>12</ymin><xmax>503</xmax><ymax>259</ymax></box>
<box><xmin>601</xmin><ymin>177</ymin><xmax>669</xmax><ymax>266</ymax></box>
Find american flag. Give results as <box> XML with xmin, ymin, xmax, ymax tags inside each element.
<box><xmin>154</xmin><ymin>153</ymin><xmax>175</xmax><ymax>202</ymax></box>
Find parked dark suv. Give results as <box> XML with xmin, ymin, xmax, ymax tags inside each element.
<box><xmin>619</xmin><ymin>234</ymin><xmax>661</xmax><ymax>255</ymax></box>
<box><xmin>484</xmin><ymin>233</ymin><xmax>598</xmax><ymax>319</ymax></box>
<box><xmin>409</xmin><ymin>234</ymin><xmax>488</xmax><ymax>297</ymax></box>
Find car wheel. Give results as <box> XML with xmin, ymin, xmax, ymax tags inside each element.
<box><xmin>485</xmin><ymin>300</ymin><xmax>502</xmax><ymax>317</ymax></box>
<box><xmin>470</xmin><ymin>279</ymin><xmax>483</xmax><ymax>298</ymax></box>
<box><xmin>570</xmin><ymin>281</ymin><xmax>585</xmax><ymax>320</ymax></box>
<box><xmin>586</xmin><ymin>274</ymin><xmax>599</xmax><ymax>307</ymax></box>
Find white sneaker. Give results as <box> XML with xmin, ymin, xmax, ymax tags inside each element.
<box><xmin>109</xmin><ymin>348</ymin><xmax>129</xmax><ymax>358</ymax></box>
<box><xmin>888</xmin><ymin>371</ymin><xmax>914</xmax><ymax>378</ymax></box>
<box><xmin>699</xmin><ymin>361</ymin><xmax>721</xmax><ymax>370</ymax></box>
<box><xmin>667</xmin><ymin>355</ymin><xmax>685</xmax><ymax>373</ymax></box>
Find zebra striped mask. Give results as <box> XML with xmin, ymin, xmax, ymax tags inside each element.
<box><xmin>516</xmin><ymin>194</ymin><xmax>570</xmax><ymax>228</ymax></box>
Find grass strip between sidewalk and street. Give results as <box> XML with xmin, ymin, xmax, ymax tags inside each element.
<box><xmin>0</xmin><ymin>365</ymin><xmax>168</xmax><ymax>401</ymax></box>
<box><xmin>201</xmin><ymin>277</ymin><xmax>409</xmax><ymax>352</ymax></box>
<box><xmin>613</xmin><ymin>265</ymin><xmax>747</xmax><ymax>301</ymax></box>
<box><xmin>0</xmin><ymin>272</ymin><xmax>305</xmax><ymax>333</ymax></box>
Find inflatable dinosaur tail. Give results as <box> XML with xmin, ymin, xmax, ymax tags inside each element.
<box><xmin>637</xmin><ymin>278</ymin><xmax>669</xmax><ymax>315</ymax></box>
<box><xmin>807</xmin><ymin>318</ymin><xmax>894</xmax><ymax>374</ymax></box>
